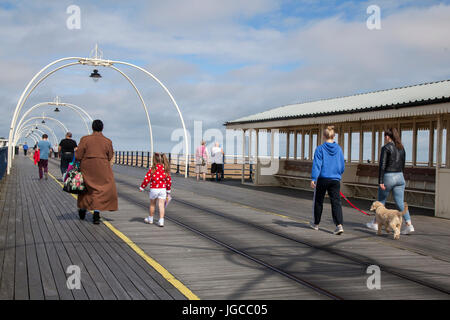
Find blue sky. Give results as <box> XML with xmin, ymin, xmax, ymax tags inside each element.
<box><xmin>0</xmin><ymin>0</ymin><xmax>449</xmax><ymax>157</ymax></box>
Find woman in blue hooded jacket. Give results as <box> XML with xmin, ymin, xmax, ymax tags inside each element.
<box><xmin>310</xmin><ymin>126</ymin><xmax>345</xmax><ymax>235</ymax></box>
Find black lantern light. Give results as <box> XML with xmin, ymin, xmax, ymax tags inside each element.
<box><xmin>90</xmin><ymin>69</ymin><xmax>102</xmax><ymax>82</ymax></box>
<box><xmin>54</xmin><ymin>107</ymin><xmax>60</xmax><ymax>112</ymax></box>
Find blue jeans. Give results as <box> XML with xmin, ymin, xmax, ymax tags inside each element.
<box><xmin>378</xmin><ymin>172</ymin><xmax>411</xmax><ymax>223</ymax></box>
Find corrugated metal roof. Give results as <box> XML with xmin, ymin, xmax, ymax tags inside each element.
<box><xmin>226</xmin><ymin>80</ymin><xmax>450</xmax><ymax>125</ymax></box>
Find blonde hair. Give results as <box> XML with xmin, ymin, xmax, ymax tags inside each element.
<box><xmin>323</xmin><ymin>126</ymin><xmax>335</xmax><ymax>140</ymax></box>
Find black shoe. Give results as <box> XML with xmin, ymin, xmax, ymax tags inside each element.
<box><xmin>93</xmin><ymin>211</ymin><xmax>100</xmax><ymax>225</ymax></box>
<box><xmin>78</xmin><ymin>209</ymin><xmax>86</xmax><ymax>220</ymax></box>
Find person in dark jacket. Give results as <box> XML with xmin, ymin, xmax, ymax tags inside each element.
<box><xmin>366</xmin><ymin>128</ymin><xmax>415</xmax><ymax>235</ymax></box>
<box><xmin>59</xmin><ymin>132</ymin><xmax>77</xmax><ymax>178</ymax></box>
<box><xmin>310</xmin><ymin>126</ymin><xmax>345</xmax><ymax>235</ymax></box>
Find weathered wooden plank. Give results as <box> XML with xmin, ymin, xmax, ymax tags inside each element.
<box><xmin>14</xmin><ymin>173</ymin><xmax>29</xmax><ymax>300</ymax></box>
<box><xmin>46</xmin><ymin>159</ymin><xmax>181</xmax><ymax>300</ymax></box>
<box><xmin>0</xmin><ymin>169</ymin><xmax>16</xmax><ymax>299</ymax></box>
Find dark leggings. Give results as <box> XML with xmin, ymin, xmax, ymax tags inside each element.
<box><xmin>313</xmin><ymin>178</ymin><xmax>343</xmax><ymax>226</ymax></box>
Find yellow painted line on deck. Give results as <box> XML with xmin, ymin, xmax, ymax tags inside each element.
<box><xmin>46</xmin><ymin>170</ymin><xmax>200</xmax><ymax>300</ymax></box>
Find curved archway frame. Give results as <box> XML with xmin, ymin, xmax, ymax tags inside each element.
<box><xmin>15</xmin><ymin>101</ymin><xmax>94</xmax><ymax>140</ymax></box>
<box><xmin>16</xmin><ymin>116</ymin><xmax>68</xmax><ymax>139</ymax></box>
<box><xmin>16</xmin><ymin>124</ymin><xmax>59</xmax><ymax>147</ymax></box>
<box><xmin>10</xmin><ymin>62</ymin><xmax>155</xmax><ymax>166</ymax></box>
<box><xmin>7</xmin><ymin>53</ymin><xmax>188</xmax><ymax>176</ymax></box>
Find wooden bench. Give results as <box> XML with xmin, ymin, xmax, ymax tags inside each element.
<box><xmin>274</xmin><ymin>160</ymin><xmax>312</xmax><ymax>186</ymax></box>
<box><xmin>344</xmin><ymin>164</ymin><xmax>435</xmax><ymax>197</ymax></box>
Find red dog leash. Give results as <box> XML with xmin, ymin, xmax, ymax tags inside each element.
<box><xmin>339</xmin><ymin>192</ymin><xmax>374</xmax><ymax>216</ymax></box>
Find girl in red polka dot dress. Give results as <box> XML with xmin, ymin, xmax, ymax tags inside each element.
<box><xmin>139</xmin><ymin>153</ymin><xmax>172</xmax><ymax>227</ymax></box>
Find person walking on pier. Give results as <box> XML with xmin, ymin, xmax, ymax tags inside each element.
<box><xmin>210</xmin><ymin>142</ymin><xmax>224</xmax><ymax>181</ymax></box>
<box><xmin>366</xmin><ymin>128</ymin><xmax>415</xmax><ymax>235</ymax></box>
<box><xmin>59</xmin><ymin>132</ymin><xmax>77</xmax><ymax>178</ymax></box>
<box><xmin>195</xmin><ymin>140</ymin><xmax>209</xmax><ymax>181</ymax></box>
<box><xmin>310</xmin><ymin>126</ymin><xmax>345</xmax><ymax>235</ymax></box>
<box><xmin>139</xmin><ymin>152</ymin><xmax>172</xmax><ymax>227</ymax></box>
<box><xmin>37</xmin><ymin>134</ymin><xmax>51</xmax><ymax>180</ymax></box>
<box><xmin>23</xmin><ymin>142</ymin><xmax>28</xmax><ymax>156</ymax></box>
<box><xmin>76</xmin><ymin>120</ymin><xmax>118</xmax><ymax>224</ymax></box>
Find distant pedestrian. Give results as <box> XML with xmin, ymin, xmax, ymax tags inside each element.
<box><xmin>59</xmin><ymin>132</ymin><xmax>78</xmax><ymax>177</ymax></box>
<box><xmin>139</xmin><ymin>153</ymin><xmax>172</xmax><ymax>227</ymax></box>
<box><xmin>37</xmin><ymin>134</ymin><xmax>52</xmax><ymax>180</ymax></box>
<box><xmin>210</xmin><ymin>142</ymin><xmax>224</xmax><ymax>181</ymax></box>
<box><xmin>310</xmin><ymin>126</ymin><xmax>345</xmax><ymax>235</ymax></box>
<box><xmin>23</xmin><ymin>142</ymin><xmax>28</xmax><ymax>156</ymax></box>
<box><xmin>366</xmin><ymin>128</ymin><xmax>415</xmax><ymax>235</ymax></box>
<box><xmin>195</xmin><ymin>140</ymin><xmax>209</xmax><ymax>181</ymax></box>
<box><xmin>76</xmin><ymin>120</ymin><xmax>118</xmax><ymax>224</ymax></box>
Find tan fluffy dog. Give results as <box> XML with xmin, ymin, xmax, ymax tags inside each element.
<box><xmin>369</xmin><ymin>201</ymin><xmax>408</xmax><ymax>240</ymax></box>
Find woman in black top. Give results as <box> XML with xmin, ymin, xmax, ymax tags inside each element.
<box><xmin>59</xmin><ymin>132</ymin><xmax>77</xmax><ymax>177</ymax></box>
<box><xmin>366</xmin><ymin>128</ymin><xmax>415</xmax><ymax>235</ymax></box>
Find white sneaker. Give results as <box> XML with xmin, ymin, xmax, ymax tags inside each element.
<box><xmin>366</xmin><ymin>221</ymin><xmax>378</xmax><ymax>231</ymax></box>
<box><xmin>159</xmin><ymin>218</ymin><xmax>164</xmax><ymax>227</ymax></box>
<box><xmin>309</xmin><ymin>221</ymin><xmax>319</xmax><ymax>231</ymax></box>
<box><xmin>334</xmin><ymin>225</ymin><xmax>344</xmax><ymax>235</ymax></box>
<box><xmin>401</xmin><ymin>224</ymin><xmax>415</xmax><ymax>235</ymax></box>
<box><xmin>144</xmin><ymin>216</ymin><xmax>153</xmax><ymax>224</ymax></box>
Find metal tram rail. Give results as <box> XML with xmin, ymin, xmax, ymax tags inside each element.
<box><xmin>114</xmin><ymin>176</ymin><xmax>450</xmax><ymax>299</ymax></box>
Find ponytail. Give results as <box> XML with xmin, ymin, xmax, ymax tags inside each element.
<box><xmin>385</xmin><ymin>128</ymin><xmax>403</xmax><ymax>150</ymax></box>
<box><xmin>323</xmin><ymin>125</ymin><xmax>336</xmax><ymax>140</ymax></box>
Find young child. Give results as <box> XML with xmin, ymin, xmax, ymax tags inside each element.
<box><xmin>139</xmin><ymin>153</ymin><xmax>172</xmax><ymax>227</ymax></box>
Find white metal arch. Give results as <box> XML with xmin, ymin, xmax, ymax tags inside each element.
<box><xmin>16</xmin><ymin>124</ymin><xmax>59</xmax><ymax>147</ymax></box>
<box><xmin>17</xmin><ymin>116</ymin><xmax>68</xmax><ymax>137</ymax></box>
<box><xmin>15</xmin><ymin>101</ymin><xmax>93</xmax><ymax>139</ymax></box>
<box><xmin>18</xmin><ymin>129</ymin><xmax>54</xmax><ymax>148</ymax></box>
<box><xmin>25</xmin><ymin>133</ymin><xmax>39</xmax><ymax>145</ymax></box>
<box><xmin>9</xmin><ymin>60</ymin><xmax>156</xmax><ymax>170</ymax></box>
<box><xmin>7</xmin><ymin>50</ymin><xmax>188</xmax><ymax>176</ymax></box>
<box><xmin>21</xmin><ymin>132</ymin><xmax>38</xmax><ymax>145</ymax></box>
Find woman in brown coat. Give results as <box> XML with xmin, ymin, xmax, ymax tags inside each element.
<box><xmin>76</xmin><ymin>119</ymin><xmax>118</xmax><ymax>224</ymax></box>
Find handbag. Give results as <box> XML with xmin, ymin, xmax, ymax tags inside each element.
<box><xmin>63</xmin><ymin>161</ymin><xmax>87</xmax><ymax>194</ymax></box>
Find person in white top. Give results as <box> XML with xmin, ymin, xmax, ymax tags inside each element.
<box><xmin>210</xmin><ymin>142</ymin><xmax>224</xmax><ymax>181</ymax></box>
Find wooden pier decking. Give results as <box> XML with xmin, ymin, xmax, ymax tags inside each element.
<box><xmin>0</xmin><ymin>156</ymin><xmax>186</xmax><ymax>300</ymax></box>
<box><xmin>1</xmin><ymin>154</ymin><xmax>449</xmax><ymax>300</ymax></box>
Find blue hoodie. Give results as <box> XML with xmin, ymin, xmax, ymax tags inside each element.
<box><xmin>311</xmin><ymin>142</ymin><xmax>345</xmax><ymax>181</ymax></box>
